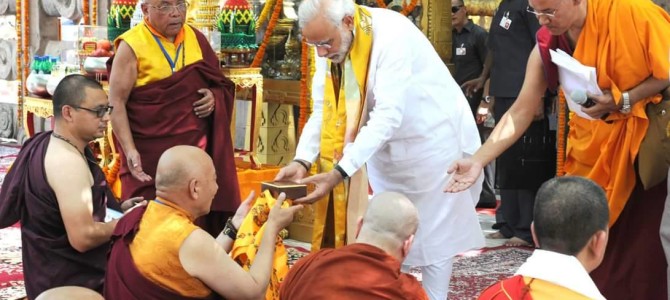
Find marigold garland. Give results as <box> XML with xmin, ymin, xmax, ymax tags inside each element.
<box><xmin>375</xmin><ymin>0</ymin><xmax>418</xmax><ymax>16</ymax></box>
<box><xmin>250</xmin><ymin>0</ymin><xmax>282</xmax><ymax>68</ymax></box>
<box><xmin>16</xmin><ymin>0</ymin><xmax>22</xmax><ymax>127</ymax></box>
<box><xmin>92</xmin><ymin>0</ymin><xmax>98</xmax><ymax>25</ymax></box>
<box><xmin>298</xmin><ymin>40</ymin><xmax>310</xmax><ymax>135</ymax></box>
<box><xmin>556</xmin><ymin>90</ymin><xmax>567</xmax><ymax>176</ymax></box>
<box><xmin>83</xmin><ymin>0</ymin><xmax>90</xmax><ymax>25</ymax></box>
<box><xmin>255</xmin><ymin>0</ymin><xmax>277</xmax><ymax>33</ymax></box>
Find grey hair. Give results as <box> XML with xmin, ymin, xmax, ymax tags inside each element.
<box><xmin>298</xmin><ymin>0</ymin><xmax>356</xmax><ymax>29</ymax></box>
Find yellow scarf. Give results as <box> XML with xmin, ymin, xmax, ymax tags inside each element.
<box><xmin>231</xmin><ymin>190</ymin><xmax>290</xmax><ymax>300</ymax></box>
<box><xmin>312</xmin><ymin>5</ymin><xmax>373</xmax><ymax>251</ymax></box>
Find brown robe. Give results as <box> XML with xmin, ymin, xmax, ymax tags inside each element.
<box><xmin>279</xmin><ymin>243</ymin><xmax>429</xmax><ymax>299</ymax></box>
<box><xmin>107</xmin><ymin>27</ymin><xmax>240</xmax><ymax>236</ymax></box>
<box><xmin>0</xmin><ymin>131</ymin><xmax>117</xmax><ymax>299</ymax></box>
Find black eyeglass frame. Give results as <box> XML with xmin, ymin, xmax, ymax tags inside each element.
<box><xmin>451</xmin><ymin>5</ymin><xmax>464</xmax><ymax>14</ymax></box>
<box><xmin>71</xmin><ymin>105</ymin><xmax>114</xmax><ymax>118</ymax></box>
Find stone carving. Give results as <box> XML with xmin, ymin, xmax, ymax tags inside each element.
<box><xmin>0</xmin><ymin>0</ymin><xmax>16</xmax><ymax>15</ymax></box>
<box><xmin>0</xmin><ymin>36</ymin><xmax>16</xmax><ymax>81</ymax></box>
<box><xmin>41</xmin><ymin>0</ymin><xmax>82</xmax><ymax>20</ymax></box>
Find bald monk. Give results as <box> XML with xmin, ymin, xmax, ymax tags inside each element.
<box><xmin>279</xmin><ymin>192</ymin><xmax>429</xmax><ymax>300</ymax></box>
<box><xmin>105</xmin><ymin>145</ymin><xmax>303</xmax><ymax>299</ymax></box>
<box><xmin>479</xmin><ymin>176</ymin><xmax>608</xmax><ymax>300</ymax></box>
<box><xmin>36</xmin><ymin>286</ymin><xmax>104</xmax><ymax>300</ymax></box>
<box><xmin>446</xmin><ymin>0</ymin><xmax>670</xmax><ymax>298</ymax></box>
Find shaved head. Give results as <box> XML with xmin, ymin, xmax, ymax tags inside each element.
<box><xmin>358</xmin><ymin>192</ymin><xmax>419</xmax><ymax>246</ymax></box>
<box><xmin>155</xmin><ymin>145</ymin><xmax>214</xmax><ymax>192</ymax></box>
<box><xmin>36</xmin><ymin>286</ymin><xmax>104</xmax><ymax>300</ymax></box>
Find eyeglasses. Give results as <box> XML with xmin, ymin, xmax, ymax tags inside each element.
<box><xmin>526</xmin><ymin>5</ymin><xmax>557</xmax><ymax>18</ymax></box>
<box><xmin>149</xmin><ymin>2</ymin><xmax>189</xmax><ymax>14</ymax></box>
<box><xmin>451</xmin><ymin>5</ymin><xmax>463</xmax><ymax>14</ymax></box>
<box><xmin>72</xmin><ymin>105</ymin><xmax>114</xmax><ymax>118</ymax></box>
<box><xmin>305</xmin><ymin>39</ymin><xmax>333</xmax><ymax>49</ymax></box>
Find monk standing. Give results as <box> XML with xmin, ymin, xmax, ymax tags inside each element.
<box><xmin>447</xmin><ymin>0</ymin><xmax>670</xmax><ymax>298</ymax></box>
<box><xmin>280</xmin><ymin>192</ymin><xmax>428</xmax><ymax>300</ymax></box>
<box><xmin>108</xmin><ymin>0</ymin><xmax>240</xmax><ymax>237</ymax></box>
<box><xmin>0</xmin><ymin>75</ymin><xmax>142</xmax><ymax>298</ymax></box>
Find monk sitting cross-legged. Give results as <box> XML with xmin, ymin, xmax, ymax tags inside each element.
<box><xmin>104</xmin><ymin>145</ymin><xmax>303</xmax><ymax>300</ymax></box>
<box><xmin>279</xmin><ymin>192</ymin><xmax>429</xmax><ymax>300</ymax></box>
<box><xmin>479</xmin><ymin>176</ymin><xmax>609</xmax><ymax>300</ymax></box>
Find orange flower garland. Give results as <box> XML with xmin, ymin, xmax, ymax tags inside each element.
<box><xmin>92</xmin><ymin>0</ymin><xmax>98</xmax><ymax>25</ymax></box>
<box><xmin>16</xmin><ymin>0</ymin><xmax>22</xmax><ymax>126</ymax></box>
<box><xmin>255</xmin><ymin>0</ymin><xmax>277</xmax><ymax>33</ymax></box>
<box><xmin>375</xmin><ymin>0</ymin><xmax>418</xmax><ymax>16</ymax></box>
<box><xmin>83</xmin><ymin>0</ymin><xmax>90</xmax><ymax>25</ymax></box>
<box><xmin>298</xmin><ymin>40</ymin><xmax>310</xmax><ymax>135</ymax></box>
<box><xmin>556</xmin><ymin>90</ymin><xmax>567</xmax><ymax>176</ymax></box>
<box><xmin>250</xmin><ymin>0</ymin><xmax>282</xmax><ymax>68</ymax></box>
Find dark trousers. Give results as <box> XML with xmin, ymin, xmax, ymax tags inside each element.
<box><xmin>497</xmin><ymin>189</ymin><xmax>535</xmax><ymax>243</ymax></box>
<box><xmin>478</xmin><ymin>125</ymin><xmax>497</xmax><ymax>206</ymax></box>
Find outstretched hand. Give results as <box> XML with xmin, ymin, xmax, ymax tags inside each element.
<box><xmin>126</xmin><ymin>149</ymin><xmax>152</xmax><ymax>182</ymax></box>
<box><xmin>267</xmin><ymin>193</ymin><xmax>304</xmax><ymax>230</ymax></box>
<box><xmin>444</xmin><ymin>158</ymin><xmax>484</xmax><ymax>193</ymax></box>
<box><xmin>293</xmin><ymin>171</ymin><xmax>342</xmax><ymax>204</ymax></box>
<box><xmin>231</xmin><ymin>191</ymin><xmax>255</xmax><ymax>229</ymax></box>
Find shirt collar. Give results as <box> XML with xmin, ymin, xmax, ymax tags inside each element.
<box><xmin>143</xmin><ymin>18</ymin><xmax>185</xmax><ymax>46</ymax></box>
<box><xmin>515</xmin><ymin>249</ymin><xmax>606</xmax><ymax>300</ymax></box>
<box><xmin>453</xmin><ymin>19</ymin><xmax>475</xmax><ymax>33</ymax></box>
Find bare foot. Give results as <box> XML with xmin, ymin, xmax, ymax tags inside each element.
<box><xmin>486</xmin><ymin>231</ymin><xmax>506</xmax><ymax>239</ymax></box>
<box><xmin>505</xmin><ymin>237</ymin><xmax>533</xmax><ymax>247</ymax></box>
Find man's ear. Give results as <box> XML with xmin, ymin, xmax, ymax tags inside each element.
<box><xmin>342</xmin><ymin>15</ymin><xmax>355</xmax><ymax>31</ymax></box>
<box><xmin>530</xmin><ymin>222</ymin><xmax>539</xmax><ymax>248</ymax></box>
<box><xmin>188</xmin><ymin>178</ymin><xmax>199</xmax><ymax>199</ymax></box>
<box><xmin>402</xmin><ymin>234</ymin><xmax>415</xmax><ymax>258</ymax></box>
<box><xmin>590</xmin><ymin>229</ymin><xmax>608</xmax><ymax>262</ymax></box>
<box><xmin>355</xmin><ymin>216</ymin><xmax>363</xmax><ymax>239</ymax></box>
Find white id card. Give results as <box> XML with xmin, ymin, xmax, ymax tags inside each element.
<box><xmin>499</xmin><ymin>11</ymin><xmax>512</xmax><ymax>30</ymax></box>
<box><xmin>456</xmin><ymin>44</ymin><xmax>466</xmax><ymax>56</ymax></box>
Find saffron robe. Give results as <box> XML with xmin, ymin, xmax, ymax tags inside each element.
<box><xmin>279</xmin><ymin>243</ymin><xmax>429</xmax><ymax>299</ymax></box>
<box><xmin>295</xmin><ymin>6</ymin><xmax>483</xmax><ymax>265</ymax></box>
<box><xmin>0</xmin><ymin>132</ymin><xmax>116</xmax><ymax>299</ymax></box>
<box><xmin>536</xmin><ymin>0</ymin><xmax>670</xmax><ymax>298</ymax></box>
<box><xmin>108</xmin><ymin>24</ymin><xmax>240</xmax><ymax>234</ymax></box>
<box><xmin>104</xmin><ymin>205</ymin><xmax>221</xmax><ymax>300</ymax></box>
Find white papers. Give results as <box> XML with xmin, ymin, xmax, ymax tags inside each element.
<box><xmin>549</xmin><ymin>49</ymin><xmax>602</xmax><ymax>120</ymax></box>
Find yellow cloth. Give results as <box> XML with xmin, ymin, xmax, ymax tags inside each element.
<box><xmin>312</xmin><ymin>5</ymin><xmax>374</xmax><ymax>251</ymax></box>
<box><xmin>129</xmin><ymin>199</ymin><xmax>212</xmax><ymax>298</ymax></box>
<box><xmin>566</xmin><ymin>0</ymin><xmax>670</xmax><ymax>226</ymax></box>
<box><xmin>524</xmin><ymin>277</ymin><xmax>592</xmax><ymax>300</ymax></box>
<box><xmin>231</xmin><ymin>190</ymin><xmax>290</xmax><ymax>300</ymax></box>
<box><xmin>115</xmin><ymin>19</ymin><xmax>204</xmax><ymax>87</ymax></box>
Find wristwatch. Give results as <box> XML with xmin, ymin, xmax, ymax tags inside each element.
<box><xmin>620</xmin><ymin>92</ymin><xmax>631</xmax><ymax>114</ymax></box>
<box><xmin>483</xmin><ymin>96</ymin><xmax>492</xmax><ymax>104</ymax></box>
<box><xmin>222</xmin><ymin>217</ymin><xmax>238</xmax><ymax>240</ymax></box>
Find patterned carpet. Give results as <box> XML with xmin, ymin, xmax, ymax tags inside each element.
<box><xmin>0</xmin><ymin>144</ymin><xmax>532</xmax><ymax>300</ymax></box>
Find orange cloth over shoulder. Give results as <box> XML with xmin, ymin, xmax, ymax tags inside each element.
<box><xmin>565</xmin><ymin>0</ymin><xmax>670</xmax><ymax>226</ymax></box>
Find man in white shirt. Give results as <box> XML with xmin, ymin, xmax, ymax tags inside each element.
<box><xmin>480</xmin><ymin>176</ymin><xmax>608</xmax><ymax>299</ymax></box>
<box><xmin>274</xmin><ymin>0</ymin><xmax>483</xmax><ymax>298</ymax></box>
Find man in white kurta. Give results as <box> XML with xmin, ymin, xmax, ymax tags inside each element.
<box><xmin>274</xmin><ymin>0</ymin><xmax>484</xmax><ymax>298</ymax></box>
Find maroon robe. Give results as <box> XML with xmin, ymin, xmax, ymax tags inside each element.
<box><xmin>107</xmin><ymin>27</ymin><xmax>240</xmax><ymax>236</ymax></box>
<box><xmin>104</xmin><ymin>205</ymin><xmax>221</xmax><ymax>300</ymax></box>
<box><xmin>0</xmin><ymin>131</ymin><xmax>116</xmax><ymax>299</ymax></box>
<box><xmin>537</xmin><ymin>27</ymin><xmax>668</xmax><ymax>300</ymax></box>
<box><xmin>279</xmin><ymin>243</ymin><xmax>429</xmax><ymax>299</ymax></box>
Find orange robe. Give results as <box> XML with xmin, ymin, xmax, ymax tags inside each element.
<box><xmin>565</xmin><ymin>0</ymin><xmax>670</xmax><ymax>226</ymax></box>
<box><xmin>479</xmin><ymin>275</ymin><xmax>593</xmax><ymax>300</ymax></box>
<box><xmin>279</xmin><ymin>243</ymin><xmax>428</xmax><ymax>300</ymax></box>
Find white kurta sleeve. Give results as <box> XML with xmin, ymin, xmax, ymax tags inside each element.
<box><xmin>337</xmin><ymin>39</ymin><xmax>411</xmax><ymax>176</ymax></box>
<box><xmin>294</xmin><ymin>53</ymin><xmax>327</xmax><ymax>164</ymax></box>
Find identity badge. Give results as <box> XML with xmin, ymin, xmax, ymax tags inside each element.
<box><xmin>499</xmin><ymin>11</ymin><xmax>512</xmax><ymax>30</ymax></box>
<box><xmin>456</xmin><ymin>44</ymin><xmax>466</xmax><ymax>56</ymax></box>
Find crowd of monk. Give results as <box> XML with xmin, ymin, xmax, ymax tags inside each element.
<box><xmin>1</xmin><ymin>0</ymin><xmax>669</xmax><ymax>299</ymax></box>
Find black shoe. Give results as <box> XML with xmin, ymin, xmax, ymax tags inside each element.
<box><xmin>492</xmin><ymin>223</ymin><xmax>504</xmax><ymax>230</ymax></box>
<box><xmin>476</xmin><ymin>201</ymin><xmax>497</xmax><ymax>209</ymax></box>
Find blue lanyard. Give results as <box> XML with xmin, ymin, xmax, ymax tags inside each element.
<box><xmin>153</xmin><ymin>198</ymin><xmax>166</xmax><ymax>206</ymax></box>
<box><xmin>146</xmin><ymin>25</ymin><xmax>183</xmax><ymax>73</ymax></box>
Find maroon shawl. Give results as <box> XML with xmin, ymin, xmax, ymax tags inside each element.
<box><xmin>107</xmin><ymin>27</ymin><xmax>240</xmax><ymax>213</ymax></box>
<box><xmin>104</xmin><ymin>206</ymin><xmax>222</xmax><ymax>300</ymax></box>
<box><xmin>0</xmin><ymin>131</ymin><xmax>115</xmax><ymax>299</ymax></box>
<box><xmin>536</xmin><ymin>26</ymin><xmax>573</xmax><ymax>93</ymax></box>
<box><xmin>280</xmin><ymin>243</ymin><xmax>429</xmax><ymax>299</ymax></box>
